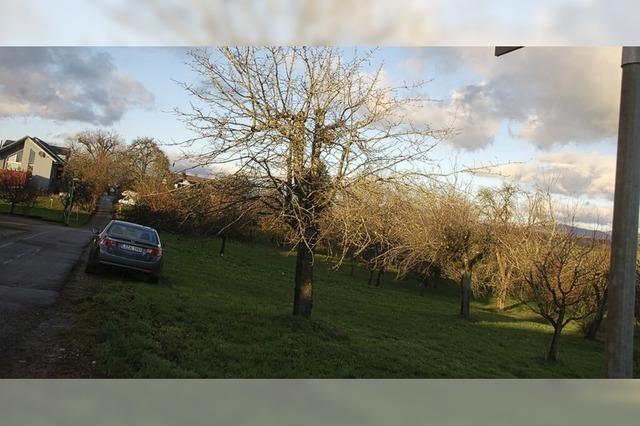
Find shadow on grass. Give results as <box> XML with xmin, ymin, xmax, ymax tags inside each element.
<box><xmin>91</xmin><ymin>264</ymin><xmax>159</xmax><ymax>285</ymax></box>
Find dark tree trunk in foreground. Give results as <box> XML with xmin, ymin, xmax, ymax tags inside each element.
<box><xmin>368</xmin><ymin>268</ymin><xmax>375</xmax><ymax>286</ymax></box>
<box><xmin>375</xmin><ymin>266</ymin><xmax>384</xmax><ymax>287</ymax></box>
<box><xmin>585</xmin><ymin>295</ymin><xmax>608</xmax><ymax>340</ymax></box>
<box><xmin>219</xmin><ymin>233</ymin><xmax>227</xmax><ymax>256</ymax></box>
<box><xmin>584</xmin><ymin>313</ymin><xmax>604</xmax><ymax>341</ymax></box>
<box><xmin>459</xmin><ymin>270</ymin><xmax>472</xmax><ymax>320</ymax></box>
<box><xmin>584</xmin><ymin>286</ymin><xmax>608</xmax><ymax>340</ymax></box>
<box><xmin>547</xmin><ymin>311</ymin><xmax>565</xmax><ymax>362</ymax></box>
<box><xmin>293</xmin><ymin>243</ymin><xmax>314</xmax><ymax>317</ymax></box>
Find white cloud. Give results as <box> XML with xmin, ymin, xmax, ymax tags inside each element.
<box><xmin>489</xmin><ymin>151</ymin><xmax>616</xmax><ymax>200</ymax></box>
<box><xmin>0</xmin><ymin>48</ymin><xmax>154</xmax><ymax>125</ymax></box>
<box><xmin>410</xmin><ymin>47</ymin><xmax>621</xmax><ymax>150</ymax></box>
<box><xmin>406</xmin><ymin>47</ymin><xmax>621</xmax><ymax>150</ymax></box>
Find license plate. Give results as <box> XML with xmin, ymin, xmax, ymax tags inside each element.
<box><xmin>120</xmin><ymin>243</ymin><xmax>143</xmax><ymax>253</ymax></box>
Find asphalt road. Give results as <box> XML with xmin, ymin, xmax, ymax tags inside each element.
<box><xmin>0</xmin><ymin>196</ymin><xmax>113</xmax><ymax>351</ymax></box>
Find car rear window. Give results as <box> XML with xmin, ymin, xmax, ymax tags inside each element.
<box><xmin>107</xmin><ymin>223</ymin><xmax>158</xmax><ymax>244</ymax></box>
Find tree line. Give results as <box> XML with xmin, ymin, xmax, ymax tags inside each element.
<box><xmin>124</xmin><ymin>164</ymin><xmax>625</xmax><ymax>362</ymax></box>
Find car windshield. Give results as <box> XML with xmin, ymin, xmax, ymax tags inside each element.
<box><xmin>107</xmin><ymin>223</ymin><xmax>158</xmax><ymax>244</ymax></box>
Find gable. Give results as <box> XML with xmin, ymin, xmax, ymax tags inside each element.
<box><xmin>0</xmin><ymin>136</ymin><xmax>64</xmax><ymax>164</ymax></box>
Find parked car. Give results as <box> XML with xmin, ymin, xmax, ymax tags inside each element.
<box><xmin>86</xmin><ymin>220</ymin><xmax>163</xmax><ymax>283</ymax></box>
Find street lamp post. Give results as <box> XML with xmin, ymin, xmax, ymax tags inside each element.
<box><xmin>606</xmin><ymin>46</ymin><xmax>640</xmax><ymax>378</ymax></box>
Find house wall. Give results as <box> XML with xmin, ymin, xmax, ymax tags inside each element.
<box><xmin>1</xmin><ymin>147</ymin><xmax>23</xmax><ymax>170</ymax></box>
<box><xmin>0</xmin><ymin>138</ymin><xmax>56</xmax><ymax>191</ymax></box>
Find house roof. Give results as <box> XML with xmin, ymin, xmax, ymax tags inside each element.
<box><xmin>0</xmin><ymin>136</ymin><xmax>67</xmax><ymax>163</ymax></box>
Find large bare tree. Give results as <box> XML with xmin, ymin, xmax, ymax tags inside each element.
<box><xmin>125</xmin><ymin>137</ymin><xmax>172</xmax><ymax>185</ymax></box>
<box><xmin>177</xmin><ymin>47</ymin><xmax>446</xmax><ymax>317</ymax></box>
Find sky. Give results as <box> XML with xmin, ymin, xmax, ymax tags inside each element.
<box><xmin>0</xmin><ymin>46</ymin><xmax>622</xmax><ymax>229</ymax></box>
<box><xmin>1</xmin><ymin>1</ymin><xmax>638</xmax><ymax>231</ymax></box>
<box><xmin>2</xmin><ymin>0</ymin><xmax>640</xmax><ymax>45</ymax></box>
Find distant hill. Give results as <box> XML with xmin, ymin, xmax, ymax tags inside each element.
<box><xmin>559</xmin><ymin>224</ymin><xmax>611</xmax><ymax>240</ymax></box>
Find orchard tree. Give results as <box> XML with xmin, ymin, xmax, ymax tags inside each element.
<box><xmin>510</xmin><ymin>213</ymin><xmax>609</xmax><ymax>362</ymax></box>
<box><xmin>476</xmin><ymin>184</ymin><xmax>519</xmax><ymax>310</ymax></box>
<box><xmin>173</xmin><ymin>173</ymin><xmax>260</xmax><ymax>254</ymax></box>
<box><xmin>430</xmin><ymin>188</ymin><xmax>492</xmax><ymax>320</ymax></box>
<box><xmin>328</xmin><ymin>179</ymin><xmax>406</xmax><ymax>286</ymax></box>
<box><xmin>178</xmin><ymin>47</ymin><xmax>446</xmax><ymax>317</ymax></box>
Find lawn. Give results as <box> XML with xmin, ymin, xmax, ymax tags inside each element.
<box><xmin>0</xmin><ymin>196</ymin><xmax>92</xmax><ymax>227</ymax></box>
<box><xmin>65</xmin><ymin>234</ymin><xmax>640</xmax><ymax>378</ymax></box>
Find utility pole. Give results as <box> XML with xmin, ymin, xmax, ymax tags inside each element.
<box><xmin>606</xmin><ymin>46</ymin><xmax>640</xmax><ymax>378</ymax></box>
<box><xmin>495</xmin><ymin>46</ymin><xmax>638</xmax><ymax>376</ymax></box>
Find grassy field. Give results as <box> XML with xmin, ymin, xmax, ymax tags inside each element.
<box><xmin>0</xmin><ymin>196</ymin><xmax>92</xmax><ymax>227</ymax></box>
<box><xmin>65</xmin><ymin>234</ymin><xmax>640</xmax><ymax>378</ymax></box>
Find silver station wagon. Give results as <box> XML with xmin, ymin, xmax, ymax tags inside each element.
<box><xmin>85</xmin><ymin>220</ymin><xmax>163</xmax><ymax>283</ymax></box>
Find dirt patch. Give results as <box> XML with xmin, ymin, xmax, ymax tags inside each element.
<box><xmin>0</xmin><ymin>248</ymin><xmax>97</xmax><ymax>378</ymax></box>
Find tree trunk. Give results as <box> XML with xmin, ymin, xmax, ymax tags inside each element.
<box><xmin>10</xmin><ymin>201</ymin><xmax>16</xmax><ymax>214</ymax></box>
<box><xmin>368</xmin><ymin>268</ymin><xmax>374</xmax><ymax>286</ymax></box>
<box><xmin>219</xmin><ymin>233</ymin><xmax>227</xmax><ymax>256</ymax></box>
<box><xmin>496</xmin><ymin>287</ymin><xmax>507</xmax><ymax>311</ymax></box>
<box><xmin>585</xmin><ymin>295</ymin><xmax>608</xmax><ymax>340</ymax></box>
<box><xmin>547</xmin><ymin>312</ymin><xmax>565</xmax><ymax>362</ymax></box>
<box><xmin>292</xmin><ymin>243</ymin><xmax>314</xmax><ymax>318</ymax></box>
<box><xmin>349</xmin><ymin>260</ymin><xmax>355</xmax><ymax>277</ymax></box>
<box><xmin>495</xmin><ymin>253</ymin><xmax>509</xmax><ymax>311</ymax></box>
<box><xmin>375</xmin><ymin>266</ymin><xmax>384</xmax><ymax>287</ymax></box>
<box><xmin>584</xmin><ymin>315</ymin><xmax>603</xmax><ymax>341</ymax></box>
<box><xmin>459</xmin><ymin>270</ymin><xmax>472</xmax><ymax>320</ymax></box>
<box><xmin>420</xmin><ymin>275</ymin><xmax>429</xmax><ymax>296</ymax></box>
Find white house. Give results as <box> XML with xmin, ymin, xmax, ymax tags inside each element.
<box><xmin>0</xmin><ymin>136</ymin><xmax>68</xmax><ymax>192</ymax></box>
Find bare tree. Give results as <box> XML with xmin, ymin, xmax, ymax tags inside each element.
<box><xmin>66</xmin><ymin>130</ymin><xmax>128</xmax><ymax>207</ymax></box>
<box><xmin>327</xmin><ymin>178</ymin><xmax>406</xmax><ymax>286</ymax></box>
<box><xmin>377</xmin><ymin>184</ymin><xmax>491</xmax><ymax>320</ymax></box>
<box><xmin>509</xmin><ymin>207</ymin><xmax>609</xmax><ymax>362</ymax></box>
<box><xmin>431</xmin><ymin>189</ymin><xmax>491</xmax><ymax>320</ymax></box>
<box><xmin>177</xmin><ymin>47</ymin><xmax>446</xmax><ymax>317</ymax></box>
<box><xmin>126</xmin><ymin>137</ymin><xmax>172</xmax><ymax>185</ymax></box>
<box><xmin>476</xmin><ymin>184</ymin><xmax>519</xmax><ymax>310</ymax></box>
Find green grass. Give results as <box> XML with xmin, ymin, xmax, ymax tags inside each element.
<box><xmin>0</xmin><ymin>196</ymin><xmax>92</xmax><ymax>227</ymax></box>
<box><xmin>67</xmin><ymin>234</ymin><xmax>640</xmax><ymax>378</ymax></box>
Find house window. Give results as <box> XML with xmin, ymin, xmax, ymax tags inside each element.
<box><xmin>27</xmin><ymin>149</ymin><xmax>35</xmax><ymax>172</ymax></box>
<box><xmin>15</xmin><ymin>149</ymin><xmax>23</xmax><ymax>162</ymax></box>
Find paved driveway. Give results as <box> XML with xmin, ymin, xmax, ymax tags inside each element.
<box><xmin>0</xmin><ymin>196</ymin><xmax>113</xmax><ymax>351</ymax></box>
